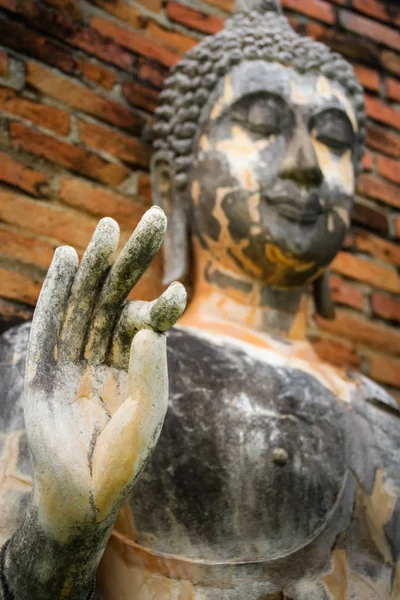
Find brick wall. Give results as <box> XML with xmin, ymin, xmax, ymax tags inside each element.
<box><xmin>0</xmin><ymin>0</ymin><xmax>399</xmax><ymax>399</ymax></box>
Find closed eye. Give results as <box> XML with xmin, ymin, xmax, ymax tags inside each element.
<box><xmin>311</xmin><ymin>108</ymin><xmax>355</xmax><ymax>154</ymax></box>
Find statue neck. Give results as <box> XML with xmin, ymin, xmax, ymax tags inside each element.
<box><xmin>180</xmin><ymin>239</ymin><xmax>309</xmax><ymax>342</ymax></box>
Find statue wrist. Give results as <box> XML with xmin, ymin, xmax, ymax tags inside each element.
<box><xmin>3</xmin><ymin>504</ymin><xmax>106</xmax><ymax>600</ymax></box>
<box><xmin>0</xmin><ymin>540</ymin><xmax>11</xmax><ymax>600</ymax></box>
<box><xmin>1</xmin><ymin>543</ymin><xmax>96</xmax><ymax>600</ymax></box>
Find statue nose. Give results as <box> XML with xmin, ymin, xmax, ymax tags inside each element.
<box><xmin>280</xmin><ymin>127</ymin><xmax>323</xmax><ymax>186</ymax></box>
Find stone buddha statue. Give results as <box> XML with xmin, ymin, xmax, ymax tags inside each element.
<box><xmin>0</xmin><ymin>0</ymin><xmax>399</xmax><ymax>599</ymax></box>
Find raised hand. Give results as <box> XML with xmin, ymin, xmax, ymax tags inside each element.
<box><xmin>24</xmin><ymin>208</ymin><xmax>186</xmax><ymax>543</ymax></box>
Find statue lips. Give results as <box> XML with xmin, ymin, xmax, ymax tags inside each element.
<box><xmin>264</xmin><ymin>187</ymin><xmax>323</xmax><ymax>225</ymax></box>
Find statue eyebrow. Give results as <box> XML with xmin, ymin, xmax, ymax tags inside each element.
<box><xmin>216</xmin><ymin>90</ymin><xmax>289</xmax><ymax>122</ymax></box>
<box><xmin>240</xmin><ymin>90</ymin><xmax>288</xmax><ymax>108</ymax></box>
<box><xmin>224</xmin><ymin>61</ymin><xmax>290</xmax><ymax>103</ymax></box>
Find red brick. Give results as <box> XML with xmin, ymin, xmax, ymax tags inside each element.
<box><xmin>329</xmin><ymin>274</ymin><xmax>364</xmax><ymax>310</ymax></box>
<box><xmin>358</xmin><ymin>173</ymin><xmax>400</xmax><ymax>210</ymax></box>
<box><xmin>0</xmin><ymin>18</ymin><xmax>75</xmax><ymax>74</ymax></box>
<box><xmin>43</xmin><ymin>0</ymin><xmax>82</xmax><ymax>19</ymax></box>
<box><xmin>0</xmin><ymin>267</ymin><xmax>42</xmax><ymax>306</ymax></box>
<box><xmin>166</xmin><ymin>2</ymin><xmax>224</xmax><ymax>35</ymax></box>
<box><xmin>372</xmin><ymin>293</ymin><xmax>400</xmax><ymax>323</ymax></box>
<box><xmin>376</xmin><ymin>155</ymin><xmax>400</xmax><ymax>187</ymax></box>
<box><xmin>138</xmin><ymin>59</ymin><xmax>167</xmax><ymax>89</ymax></box>
<box><xmin>91</xmin><ymin>0</ymin><xmax>144</xmax><ymax>29</ymax></box>
<box><xmin>0</xmin><ymin>87</ymin><xmax>70</xmax><ymax>136</ymax></box>
<box><xmin>60</xmin><ymin>177</ymin><xmax>146</xmax><ymax>228</ymax></box>
<box><xmin>0</xmin><ymin>152</ymin><xmax>50</xmax><ymax>197</ymax></box>
<box><xmin>332</xmin><ymin>251</ymin><xmax>400</xmax><ymax>294</ymax></box>
<box><xmin>352</xmin><ymin>0</ymin><xmax>400</xmax><ymax>27</ymax></box>
<box><xmin>13</xmin><ymin>1</ymin><xmax>135</xmax><ymax>73</ymax></box>
<box><xmin>381</xmin><ymin>50</ymin><xmax>400</xmax><ymax>78</ymax></box>
<box><xmin>202</xmin><ymin>0</ymin><xmax>234</xmax><ymax>12</ymax></box>
<box><xmin>71</xmin><ymin>27</ymin><xmax>136</xmax><ymax>72</ymax></box>
<box><xmin>0</xmin><ymin>0</ymin><xmax>17</xmax><ymax>9</ymax></box>
<box><xmin>307</xmin><ymin>22</ymin><xmax>380</xmax><ymax>65</ymax></box>
<box><xmin>0</xmin><ymin>188</ymin><xmax>99</xmax><ymax>249</ymax></box>
<box><xmin>355</xmin><ymin>231</ymin><xmax>400</xmax><ymax>268</ymax></box>
<box><xmin>78</xmin><ymin>120</ymin><xmax>151</xmax><ymax>168</ymax></box>
<box><xmin>135</xmin><ymin>0</ymin><xmax>162</xmax><ymax>12</ymax></box>
<box><xmin>316</xmin><ymin>310</ymin><xmax>400</xmax><ymax>356</ymax></box>
<box><xmin>339</xmin><ymin>10</ymin><xmax>400</xmax><ymax>52</ymax></box>
<box><xmin>366</xmin><ymin>124</ymin><xmax>400</xmax><ymax>158</ymax></box>
<box><xmin>353</xmin><ymin>65</ymin><xmax>380</xmax><ymax>92</ymax></box>
<box><xmin>0</xmin><ymin>299</ymin><xmax>33</xmax><ymax>334</ymax></box>
<box><xmin>10</xmin><ymin>122</ymin><xmax>130</xmax><ymax>187</ymax></box>
<box><xmin>362</xmin><ymin>151</ymin><xmax>374</xmax><ymax>172</ymax></box>
<box><xmin>90</xmin><ymin>16</ymin><xmax>180</xmax><ymax>68</ymax></box>
<box><xmin>138</xmin><ymin>174</ymin><xmax>151</xmax><ymax>203</ymax></box>
<box><xmin>0</xmin><ymin>225</ymin><xmax>56</xmax><ymax>269</ymax></box>
<box><xmin>367</xmin><ymin>353</ymin><xmax>400</xmax><ymax>388</ymax></box>
<box><xmin>145</xmin><ymin>21</ymin><xmax>197</xmax><ymax>54</ymax></box>
<box><xmin>0</xmin><ymin>51</ymin><xmax>8</xmax><ymax>77</ymax></box>
<box><xmin>309</xmin><ymin>334</ymin><xmax>361</xmax><ymax>368</ymax></box>
<box><xmin>352</xmin><ymin>198</ymin><xmax>389</xmax><ymax>235</ymax></box>
<box><xmin>281</xmin><ymin>0</ymin><xmax>334</xmax><ymax>24</ymax></box>
<box><xmin>77</xmin><ymin>59</ymin><xmax>117</xmax><ymax>91</ymax></box>
<box><xmin>387</xmin><ymin>78</ymin><xmax>400</xmax><ymax>103</ymax></box>
<box><xmin>122</xmin><ymin>80</ymin><xmax>159</xmax><ymax>113</ymax></box>
<box><xmin>365</xmin><ymin>95</ymin><xmax>400</xmax><ymax>131</ymax></box>
<box><xmin>26</xmin><ymin>62</ymin><xmax>142</xmax><ymax>134</ymax></box>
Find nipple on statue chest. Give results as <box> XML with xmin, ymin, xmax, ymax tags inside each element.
<box><xmin>271</xmin><ymin>447</ymin><xmax>289</xmax><ymax>466</ymax></box>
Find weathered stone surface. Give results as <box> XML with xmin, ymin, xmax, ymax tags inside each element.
<box><xmin>0</xmin><ymin>0</ymin><xmax>399</xmax><ymax>598</ymax></box>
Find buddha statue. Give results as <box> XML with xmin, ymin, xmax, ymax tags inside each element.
<box><xmin>0</xmin><ymin>0</ymin><xmax>399</xmax><ymax>599</ymax></box>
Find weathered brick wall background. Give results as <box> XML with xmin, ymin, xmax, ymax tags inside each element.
<box><xmin>0</xmin><ymin>0</ymin><xmax>399</xmax><ymax>398</ymax></box>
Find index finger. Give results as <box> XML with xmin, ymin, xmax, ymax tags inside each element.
<box><xmin>85</xmin><ymin>207</ymin><xmax>167</xmax><ymax>364</ymax></box>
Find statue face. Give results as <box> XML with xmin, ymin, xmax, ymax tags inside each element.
<box><xmin>187</xmin><ymin>60</ymin><xmax>358</xmax><ymax>288</ymax></box>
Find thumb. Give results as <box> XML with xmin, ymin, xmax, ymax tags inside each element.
<box><xmin>92</xmin><ymin>330</ymin><xmax>168</xmax><ymax>521</ymax></box>
<box><xmin>128</xmin><ymin>329</ymin><xmax>168</xmax><ymax>432</ymax></box>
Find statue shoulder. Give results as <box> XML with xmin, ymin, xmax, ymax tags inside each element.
<box><xmin>0</xmin><ymin>322</ymin><xmax>30</xmax><ymax>431</ymax></box>
<box><xmin>0</xmin><ymin>322</ymin><xmax>32</xmax><ymax>546</ymax></box>
<box><xmin>0</xmin><ymin>321</ymin><xmax>30</xmax><ymax>364</ymax></box>
<box><xmin>350</xmin><ymin>371</ymin><xmax>400</xmax><ymax>417</ymax></box>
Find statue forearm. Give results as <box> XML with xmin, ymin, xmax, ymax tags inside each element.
<box><xmin>0</xmin><ymin>504</ymin><xmax>107</xmax><ymax>600</ymax></box>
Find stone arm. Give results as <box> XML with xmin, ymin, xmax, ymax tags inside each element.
<box><xmin>0</xmin><ymin>210</ymin><xmax>186</xmax><ymax>600</ymax></box>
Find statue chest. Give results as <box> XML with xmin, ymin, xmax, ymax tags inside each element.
<box><xmin>128</xmin><ymin>327</ymin><xmax>351</xmax><ymax>563</ymax></box>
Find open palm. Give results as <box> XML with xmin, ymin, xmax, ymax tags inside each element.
<box><xmin>24</xmin><ymin>209</ymin><xmax>186</xmax><ymax>543</ymax></box>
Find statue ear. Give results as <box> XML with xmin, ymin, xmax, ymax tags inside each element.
<box><xmin>150</xmin><ymin>153</ymin><xmax>189</xmax><ymax>285</ymax></box>
<box><xmin>312</xmin><ymin>269</ymin><xmax>335</xmax><ymax>320</ymax></box>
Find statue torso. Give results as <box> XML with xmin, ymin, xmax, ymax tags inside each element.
<box><xmin>119</xmin><ymin>327</ymin><xmax>400</xmax><ymax>599</ymax></box>
<box><xmin>131</xmin><ymin>327</ymin><xmax>351</xmax><ymax>562</ymax></box>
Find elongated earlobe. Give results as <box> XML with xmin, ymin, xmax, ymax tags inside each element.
<box><xmin>151</xmin><ymin>153</ymin><xmax>189</xmax><ymax>285</ymax></box>
<box><xmin>312</xmin><ymin>269</ymin><xmax>335</xmax><ymax>320</ymax></box>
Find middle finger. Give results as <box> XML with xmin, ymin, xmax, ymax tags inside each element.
<box><xmin>85</xmin><ymin>207</ymin><xmax>167</xmax><ymax>364</ymax></box>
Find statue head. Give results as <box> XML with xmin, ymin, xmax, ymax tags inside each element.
<box><xmin>151</xmin><ymin>0</ymin><xmax>366</xmax><ymax>317</ymax></box>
